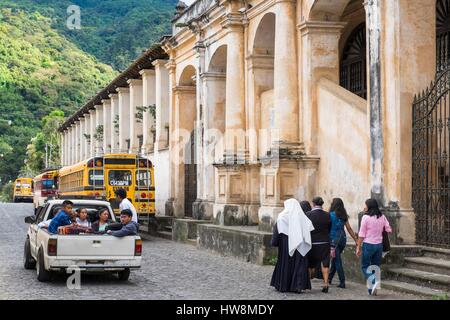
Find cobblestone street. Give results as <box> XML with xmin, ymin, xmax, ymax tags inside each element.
<box><xmin>0</xmin><ymin>204</ymin><xmax>423</xmax><ymax>300</ymax></box>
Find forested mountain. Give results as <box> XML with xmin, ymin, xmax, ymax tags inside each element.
<box><xmin>0</xmin><ymin>0</ymin><xmax>177</xmax><ymax>192</ymax></box>
<box><xmin>1</xmin><ymin>0</ymin><xmax>177</xmax><ymax>70</ymax></box>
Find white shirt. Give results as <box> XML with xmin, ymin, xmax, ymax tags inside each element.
<box><xmin>38</xmin><ymin>219</ymin><xmax>52</xmax><ymax>228</ymax></box>
<box><xmin>76</xmin><ymin>218</ymin><xmax>91</xmax><ymax>228</ymax></box>
<box><xmin>119</xmin><ymin>198</ymin><xmax>138</xmax><ymax>223</ymax></box>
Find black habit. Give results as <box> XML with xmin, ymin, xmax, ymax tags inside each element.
<box><xmin>270</xmin><ymin>223</ymin><xmax>311</xmax><ymax>293</ymax></box>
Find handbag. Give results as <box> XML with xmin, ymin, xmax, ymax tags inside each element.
<box><xmin>382</xmin><ymin>227</ymin><xmax>391</xmax><ymax>253</ymax></box>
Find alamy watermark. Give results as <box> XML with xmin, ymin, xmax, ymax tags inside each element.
<box><xmin>366</xmin><ymin>265</ymin><xmax>381</xmax><ymax>292</ymax></box>
<box><xmin>66</xmin><ymin>266</ymin><xmax>81</xmax><ymax>290</ymax></box>
<box><xmin>67</xmin><ymin>5</ymin><xmax>81</xmax><ymax>30</ymax></box>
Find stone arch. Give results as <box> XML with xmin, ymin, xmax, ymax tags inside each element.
<box><xmin>340</xmin><ymin>22</ymin><xmax>367</xmax><ymax>98</ymax></box>
<box><xmin>252</xmin><ymin>12</ymin><xmax>275</xmax><ymax>55</ymax></box>
<box><xmin>208</xmin><ymin>45</ymin><xmax>227</xmax><ymax>73</ymax></box>
<box><xmin>250</xmin><ymin>12</ymin><xmax>276</xmax><ymax>159</ymax></box>
<box><xmin>178</xmin><ymin>65</ymin><xmax>196</xmax><ymax>86</ymax></box>
<box><xmin>174</xmin><ymin>65</ymin><xmax>197</xmax><ymax>217</ymax></box>
<box><xmin>307</xmin><ymin>0</ymin><xmax>354</xmax><ymax>21</ymax></box>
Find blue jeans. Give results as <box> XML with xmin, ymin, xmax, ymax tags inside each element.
<box><xmin>361</xmin><ymin>243</ymin><xmax>383</xmax><ymax>282</ymax></box>
<box><xmin>329</xmin><ymin>236</ymin><xmax>346</xmax><ymax>284</ymax></box>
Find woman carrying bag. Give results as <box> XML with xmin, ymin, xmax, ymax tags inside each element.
<box><xmin>356</xmin><ymin>199</ymin><xmax>392</xmax><ymax>296</ymax></box>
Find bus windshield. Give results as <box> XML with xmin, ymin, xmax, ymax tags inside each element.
<box><xmin>108</xmin><ymin>170</ymin><xmax>132</xmax><ymax>187</ymax></box>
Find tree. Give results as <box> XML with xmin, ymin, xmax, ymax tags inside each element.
<box><xmin>23</xmin><ymin>109</ymin><xmax>65</xmax><ymax>174</ymax></box>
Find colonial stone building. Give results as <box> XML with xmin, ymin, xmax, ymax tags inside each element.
<box><xmin>60</xmin><ymin>0</ymin><xmax>450</xmax><ymax>249</ymax></box>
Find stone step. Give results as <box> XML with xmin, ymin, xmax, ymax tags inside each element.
<box><xmin>155</xmin><ymin>231</ymin><xmax>173</xmax><ymax>240</ymax></box>
<box><xmin>138</xmin><ymin>225</ymin><xmax>149</xmax><ymax>233</ymax></box>
<box><xmin>421</xmin><ymin>247</ymin><xmax>450</xmax><ymax>260</ymax></box>
<box><xmin>404</xmin><ymin>257</ymin><xmax>450</xmax><ymax>276</ymax></box>
<box><xmin>382</xmin><ymin>280</ymin><xmax>448</xmax><ymax>299</ymax></box>
<box><xmin>186</xmin><ymin>238</ymin><xmax>197</xmax><ymax>246</ymax></box>
<box><xmin>386</xmin><ymin>268</ymin><xmax>450</xmax><ymax>291</ymax></box>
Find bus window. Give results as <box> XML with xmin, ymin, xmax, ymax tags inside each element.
<box><xmin>136</xmin><ymin>170</ymin><xmax>152</xmax><ymax>187</ymax></box>
<box><xmin>89</xmin><ymin>169</ymin><xmax>104</xmax><ymax>186</ymax></box>
<box><xmin>108</xmin><ymin>170</ymin><xmax>132</xmax><ymax>187</ymax></box>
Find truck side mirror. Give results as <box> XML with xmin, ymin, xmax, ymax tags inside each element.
<box><xmin>24</xmin><ymin>216</ymin><xmax>36</xmax><ymax>224</ymax></box>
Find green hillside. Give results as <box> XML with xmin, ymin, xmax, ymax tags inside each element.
<box><xmin>0</xmin><ymin>0</ymin><xmax>176</xmax><ymax>191</ymax></box>
<box><xmin>0</xmin><ymin>7</ymin><xmax>116</xmax><ymax>185</ymax></box>
<box><xmin>1</xmin><ymin>0</ymin><xmax>177</xmax><ymax>70</ymax></box>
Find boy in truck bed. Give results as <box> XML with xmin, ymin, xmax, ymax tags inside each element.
<box><xmin>48</xmin><ymin>200</ymin><xmax>76</xmax><ymax>234</ymax></box>
<box><xmin>107</xmin><ymin>209</ymin><xmax>138</xmax><ymax>237</ymax></box>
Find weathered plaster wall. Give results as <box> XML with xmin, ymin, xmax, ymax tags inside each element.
<box><xmin>317</xmin><ymin>78</ymin><xmax>369</xmax><ymax>229</ymax></box>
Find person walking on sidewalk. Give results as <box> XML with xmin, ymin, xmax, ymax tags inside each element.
<box><xmin>356</xmin><ymin>199</ymin><xmax>392</xmax><ymax>296</ymax></box>
<box><xmin>328</xmin><ymin>198</ymin><xmax>358</xmax><ymax>289</ymax></box>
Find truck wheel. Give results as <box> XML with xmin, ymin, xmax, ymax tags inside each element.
<box><xmin>23</xmin><ymin>238</ymin><xmax>36</xmax><ymax>270</ymax></box>
<box><xmin>36</xmin><ymin>248</ymin><xmax>51</xmax><ymax>282</ymax></box>
<box><xmin>118</xmin><ymin>268</ymin><xmax>130</xmax><ymax>281</ymax></box>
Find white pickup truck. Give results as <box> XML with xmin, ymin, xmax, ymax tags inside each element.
<box><xmin>24</xmin><ymin>199</ymin><xmax>142</xmax><ymax>282</ymax></box>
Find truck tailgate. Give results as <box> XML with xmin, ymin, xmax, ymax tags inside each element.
<box><xmin>56</xmin><ymin>235</ymin><xmax>136</xmax><ymax>257</ymax></box>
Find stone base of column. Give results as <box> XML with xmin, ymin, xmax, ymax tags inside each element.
<box><xmin>213</xmin><ymin>203</ymin><xmax>260</xmax><ymax>226</ymax></box>
<box><xmin>192</xmin><ymin>199</ymin><xmax>214</xmax><ymax>221</ymax></box>
<box><xmin>258</xmin><ymin>155</ymin><xmax>320</xmax><ymax>231</ymax></box>
<box><xmin>358</xmin><ymin>205</ymin><xmax>416</xmax><ymax>245</ymax></box>
<box><xmin>213</xmin><ymin>162</ymin><xmax>261</xmax><ymax>226</ymax></box>
<box><xmin>164</xmin><ymin>198</ymin><xmax>175</xmax><ymax>217</ymax></box>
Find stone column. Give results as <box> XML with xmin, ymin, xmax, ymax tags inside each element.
<box><xmin>273</xmin><ymin>0</ymin><xmax>300</xmax><ymax>150</ymax></box>
<box><xmin>222</xmin><ymin>9</ymin><xmax>246</xmax><ymax>162</ymax></box>
<box><xmin>109</xmin><ymin>93</ymin><xmax>119</xmax><ymax>153</ymax></box>
<box><xmin>153</xmin><ymin>60</ymin><xmax>170</xmax><ymax>150</ymax></box>
<box><xmin>60</xmin><ymin>131</ymin><xmax>65</xmax><ymax>166</ymax></box>
<box><xmin>89</xmin><ymin>109</ymin><xmax>96</xmax><ymax>158</ymax></box>
<box><xmin>84</xmin><ymin>113</ymin><xmax>90</xmax><ymax>159</ymax></box>
<box><xmin>128</xmin><ymin>79</ymin><xmax>143</xmax><ymax>154</ymax></box>
<box><xmin>298</xmin><ymin>21</ymin><xmax>346</xmax><ymax>155</ymax></box>
<box><xmin>95</xmin><ymin>105</ymin><xmax>104</xmax><ymax>156</ymax></box>
<box><xmin>165</xmin><ymin>59</ymin><xmax>177</xmax><ymax>217</ymax></box>
<box><xmin>74</xmin><ymin>121</ymin><xmax>80</xmax><ymax>163</ymax></box>
<box><xmin>140</xmin><ymin>69</ymin><xmax>156</xmax><ymax>155</ymax></box>
<box><xmin>376</xmin><ymin>0</ymin><xmax>436</xmax><ymax>244</ymax></box>
<box><xmin>102</xmin><ymin>99</ymin><xmax>111</xmax><ymax>154</ymax></box>
<box><xmin>70</xmin><ymin>126</ymin><xmax>75</xmax><ymax>165</ymax></box>
<box><xmin>79</xmin><ymin>116</ymin><xmax>86</xmax><ymax>161</ymax></box>
<box><xmin>201</xmin><ymin>72</ymin><xmax>226</xmax><ymax>218</ymax></box>
<box><xmin>117</xmin><ymin>87</ymin><xmax>130</xmax><ymax>153</ymax></box>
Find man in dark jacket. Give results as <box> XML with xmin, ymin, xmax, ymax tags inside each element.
<box><xmin>107</xmin><ymin>209</ymin><xmax>139</xmax><ymax>237</ymax></box>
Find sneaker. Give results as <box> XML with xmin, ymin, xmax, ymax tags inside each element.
<box><xmin>337</xmin><ymin>283</ymin><xmax>346</xmax><ymax>289</ymax></box>
<box><xmin>322</xmin><ymin>286</ymin><xmax>329</xmax><ymax>293</ymax></box>
<box><xmin>371</xmin><ymin>282</ymin><xmax>379</xmax><ymax>296</ymax></box>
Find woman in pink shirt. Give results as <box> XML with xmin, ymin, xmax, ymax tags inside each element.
<box><xmin>356</xmin><ymin>199</ymin><xmax>392</xmax><ymax>295</ymax></box>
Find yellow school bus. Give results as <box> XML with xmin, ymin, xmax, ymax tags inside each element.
<box><xmin>13</xmin><ymin>178</ymin><xmax>34</xmax><ymax>203</ymax></box>
<box><xmin>58</xmin><ymin>154</ymin><xmax>155</xmax><ymax>219</ymax></box>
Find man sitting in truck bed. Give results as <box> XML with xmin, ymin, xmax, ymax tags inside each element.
<box><xmin>106</xmin><ymin>209</ymin><xmax>138</xmax><ymax>237</ymax></box>
<box><xmin>48</xmin><ymin>200</ymin><xmax>75</xmax><ymax>234</ymax></box>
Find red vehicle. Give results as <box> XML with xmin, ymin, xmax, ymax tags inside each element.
<box><xmin>33</xmin><ymin>170</ymin><xmax>59</xmax><ymax>209</ymax></box>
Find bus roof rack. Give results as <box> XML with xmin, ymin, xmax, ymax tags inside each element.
<box><xmin>40</xmin><ymin>166</ymin><xmax>62</xmax><ymax>174</ymax></box>
<box><xmin>58</xmin><ymin>195</ymin><xmax>107</xmax><ymax>201</ymax></box>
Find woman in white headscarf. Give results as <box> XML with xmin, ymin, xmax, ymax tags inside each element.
<box><xmin>270</xmin><ymin>199</ymin><xmax>315</xmax><ymax>293</ymax></box>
